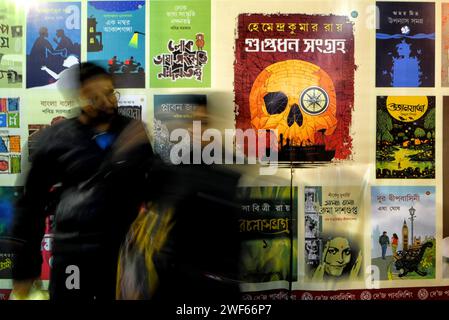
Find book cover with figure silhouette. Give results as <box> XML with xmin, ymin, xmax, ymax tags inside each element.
<box><xmin>376</xmin><ymin>96</ymin><xmax>435</xmax><ymax>179</ymax></box>
<box><xmin>303</xmin><ymin>186</ymin><xmax>364</xmax><ymax>285</ymax></box>
<box><xmin>0</xmin><ymin>2</ymin><xmax>24</xmax><ymax>88</ymax></box>
<box><xmin>371</xmin><ymin>186</ymin><xmax>435</xmax><ymax>280</ymax></box>
<box><xmin>26</xmin><ymin>2</ymin><xmax>81</xmax><ymax>89</ymax></box>
<box><xmin>87</xmin><ymin>1</ymin><xmax>145</xmax><ymax>88</ymax></box>
<box><xmin>237</xmin><ymin>186</ymin><xmax>297</xmax><ymax>290</ymax></box>
<box><xmin>376</xmin><ymin>2</ymin><xmax>435</xmax><ymax>87</ymax></box>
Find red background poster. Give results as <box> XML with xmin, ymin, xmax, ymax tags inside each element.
<box><xmin>235</xmin><ymin>14</ymin><xmax>355</xmax><ymax>161</ymax></box>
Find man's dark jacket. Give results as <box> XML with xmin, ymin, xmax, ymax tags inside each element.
<box><xmin>9</xmin><ymin>115</ymin><xmax>154</xmax><ymax>292</ymax></box>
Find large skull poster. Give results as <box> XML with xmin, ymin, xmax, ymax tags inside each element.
<box><xmin>234</xmin><ymin>14</ymin><xmax>355</xmax><ymax>163</ymax></box>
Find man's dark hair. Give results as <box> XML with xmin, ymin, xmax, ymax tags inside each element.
<box><xmin>78</xmin><ymin>62</ymin><xmax>113</xmax><ymax>85</ymax></box>
<box><xmin>39</xmin><ymin>27</ymin><xmax>48</xmax><ymax>37</ymax></box>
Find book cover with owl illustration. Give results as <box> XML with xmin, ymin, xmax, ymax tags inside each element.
<box><xmin>234</xmin><ymin>14</ymin><xmax>355</xmax><ymax>163</ymax></box>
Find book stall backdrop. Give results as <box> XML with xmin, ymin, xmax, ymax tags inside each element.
<box><xmin>1</xmin><ymin>0</ymin><xmax>449</xmax><ymax>301</ymax></box>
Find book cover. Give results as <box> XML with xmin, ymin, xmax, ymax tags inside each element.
<box><xmin>371</xmin><ymin>186</ymin><xmax>436</xmax><ymax>280</ymax></box>
<box><xmin>238</xmin><ymin>186</ymin><xmax>297</xmax><ymax>289</ymax></box>
<box><xmin>87</xmin><ymin>1</ymin><xmax>145</xmax><ymax>88</ymax></box>
<box><xmin>234</xmin><ymin>14</ymin><xmax>355</xmax><ymax>163</ymax></box>
<box><xmin>0</xmin><ymin>2</ymin><xmax>24</xmax><ymax>88</ymax></box>
<box><xmin>376</xmin><ymin>96</ymin><xmax>435</xmax><ymax>179</ymax></box>
<box><xmin>376</xmin><ymin>2</ymin><xmax>435</xmax><ymax>87</ymax></box>
<box><xmin>26</xmin><ymin>2</ymin><xmax>81</xmax><ymax>89</ymax></box>
<box><xmin>304</xmin><ymin>186</ymin><xmax>363</xmax><ymax>285</ymax></box>
<box><xmin>150</xmin><ymin>0</ymin><xmax>211</xmax><ymax>88</ymax></box>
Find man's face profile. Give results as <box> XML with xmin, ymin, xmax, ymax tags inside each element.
<box><xmin>324</xmin><ymin>237</ymin><xmax>351</xmax><ymax>277</ymax></box>
<box><xmin>79</xmin><ymin>75</ymin><xmax>118</xmax><ymax>122</ymax></box>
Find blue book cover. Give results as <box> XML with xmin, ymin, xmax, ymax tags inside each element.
<box><xmin>87</xmin><ymin>1</ymin><xmax>145</xmax><ymax>88</ymax></box>
<box><xmin>376</xmin><ymin>2</ymin><xmax>435</xmax><ymax>87</ymax></box>
<box><xmin>26</xmin><ymin>2</ymin><xmax>81</xmax><ymax>89</ymax></box>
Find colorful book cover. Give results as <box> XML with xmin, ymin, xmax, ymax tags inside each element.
<box><xmin>118</xmin><ymin>94</ymin><xmax>147</xmax><ymax>121</ymax></box>
<box><xmin>0</xmin><ymin>98</ymin><xmax>19</xmax><ymax>129</ymax></box>
<box><xmin>376</xmin><ymin>2</ymin><xmax>435</xmax><ymax>87</ymax></box>
<box><xmin>26</xmin><ymin>2</ymin><xmax>81</xmax><ymax>89</ymax></box>
<box><xmin>443</xmin><ymin>97</ymin><xmax>449</xmax><ymax>278</ymax></box>
<box><xmin>304</xmin><ymin>186</ymin><xmax>363</xmax><ymax>284</ymax></box>
<box><xmin>0</xmin><ymin>132</ymin><xmax>21</xmax><ymax>174</ymax></box>
<box><xmin>0</xmin><ymin>187</ymin><xmax>23</xmax><ymax>280</ymax></box>
<box><xmin>0</xmin><ymin>187</ymin><xmax>22</xmax><ymax>236</ymax></box>
<box><xmin>371</xmin><ymin>186</ymin><xmax>436</xmax><ymax>280</ymax></box>
<box><xmin>153</xmin><ymin>94</ymin><xmax>207</xmax><ymax>163</ymax></box>
<box><xmin>376</xmin><ymin>96</ymin><xmax>435</xmax><ymax>179</ymax></box>
<box><xmin>238</xmin><ymin>187</ymin><xmax>297</xmax><ymax>285</ymax></box>
<box><xmin>234</xmin><ymin>14</ymin><xmax>355</xmax><ymax>163</ymax></box>
<box><xmin>150</xmin><ymin>0</ymin><xmax>211</xmax><ymax>88</ymax></box>
<box><xmin>0</xmin><ymin>2</ymin><xmax>24</xmax><ymax>88</ymax></box>
<box><xmin>87</xmin><ymin>1</ymin><xmax>145</xmax><ymax>88</ymax></box>
<box><xmin>0</xmin><ymin>252</ymin><xmax>13</xmax><ymax>279</ymax></box>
